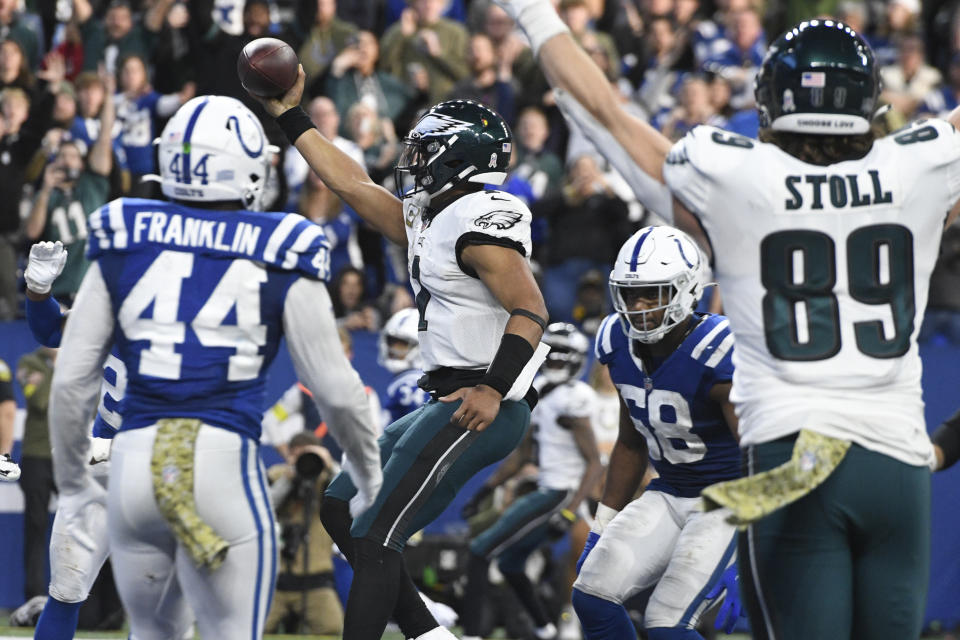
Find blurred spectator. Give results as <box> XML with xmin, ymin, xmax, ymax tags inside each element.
<box><xmin>919</xmin><ymin>221</ymin><xmax>960</xmax><ymax>345</ymax></box>
<box><xmin>0</xmin><ymin>39</ymin><xmax>36</xmax><ymax>94</ymax></box>
<box><xmin>512</xmin><ymin>106</ymin><xmax>564</xmax><ymax>199</ymax></box>
<box><xmin>533</xmin><ymin>154</ymin><xmax>632</xmax><ymax>322</ymax></box>
<box><xmin>75</xmin><ymin>0</ymin><xmax>173</xmax><ymax>74</ymax></box>
<box><xmin>331</xmin><ymin>265</ymin><xmax>380</xmax><ymax>331</ymax></box>
<box><xmin>114</xmin><ymin>53</ymin><xmax>193</xmax><ymax>197</ymax></box>
<box><xmin>702</xmin><ymin>7</ymin><xmax>765</xmax><ymax>109</ymax></box>
<box><xmin>918</xmin><ymin>52</ymin><xmax>960</xmax><ymax>118</ymax></box>
<box><xmin>447</xmin><ymin>33</ymin><xmax>516</xmax><ymax>125</ymax></box>
<box><xmin>299</xmin><ymin>0</ymin><xmax>359</xmax><ymax>94</ymax></box>
<box><xmin>571</xmin><ymin>269</ymin><xmax>608</xmax><ymax>336</ymax></box>
<box><xmin>659</xmin><ymin>74</ymin><xmax>726</xmax><ymax>139</ymax></box>
<box><xmin>325</xmin><ymin>30</ymin><xmax>417</xmax><ymax>129</ymax></box>
<box><xmin>869</xmin><ymin>0</ymin><xmax>920</xmax><ymax>68</ymax></box>
<box><xmin>150</xmin><ymin>1</ymin><xmax>195</xmax><ymax>95</ymax></box>
<box><xmin>881</xmin><ymin>34</ymin><xmax>942</xmax><ymax>122</ymax></box>
<box><xmin>16</xmin><ymin>346</ymin><xmax>57</xmax><ymax>603</ymax></box>
<box><xmin>69</xmin><ymin>71</ymin><xmax>119</xmax><ymax>148</ymax></box>
<box><xmin>191</xmin><ymin>0</ymin><xmax>285</xmax><ymax>145</ymax></box>
<box><xmin>284</xmin><ymin>95</ymin><xmax>365</xmax><ymax>207</ymax></box>
<box><xmin>0</xmin><ymin>0</ymin><xmax>42</xmax><ymax>70</ymax></box>
<box><xmin>25</xmin><ymin>73</ymin><xmax>113</xmax><ymax>301</ymax></box>
<box><xmin>299</xmin><ymin>170</ymin><xmax>364</xmax><ymax>279</ymax></box>
<box><xmin>693</xmin><ymin>0</ymin><xmax>750</xmax><ymax>67</ymax></box>
<box><xmin>379</xmin><ymin>0</ymin><xmax>469</xmax><ymax>103</ymax></box>
<box><xmin>0</xmin><ymin>53</ymin><xmax>63</xmax><ymax>319</ymax></box>
<box><xmin>47</xmin><ymin>20</ymin><xmax>85</xmax><ymax>82</ymax></box>
<box><xmin>345</xmin><ymin>100</ymin><xmax>399</xmax><ymax>185</ymax></box>
<box><xmin>559</xmin><ymin>0</ymin><xmax>619</xmax><ymax>81</ymax></box>
<box><xmin>634</xmin><ymin>15</ymin><xmax>686</xmax><ymax>123</ymax></box>
<box><xmin>265</xmin><ymin>432</ymin><xmax>343</xmax><ymax>635</ymax></box>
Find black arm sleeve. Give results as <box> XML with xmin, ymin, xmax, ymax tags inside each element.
<box><xmin>933</xmin><ymin>409</ymin><xmax>960</xmax><ymax>471</ymax></box>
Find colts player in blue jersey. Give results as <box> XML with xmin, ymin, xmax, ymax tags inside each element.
<box><xmin>379</xmin><ymin>308</ymin><xmax>429</xmax><ymax>423</ymax></box>
<box><xmin>46</xmin><ymin>95</ymin><xmax>383</xmax><ymax>640</ymax></box>
<box><xmin>571</xmin><ymin>226</ymin><xmax>742</xmax><ymax>640</ymax></box>
<box><xmin>22</xmin><ymin>240</ymin><xmax>123</xmax><ymax>640</ymax></box>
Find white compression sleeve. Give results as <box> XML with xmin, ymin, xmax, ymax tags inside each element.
<box><xmin>497</xmin><ymin>0</ymin><xmax>569</xmax><ymax>55</ymax></box>
<box><xmin>555</xmin><ymin>88</ymin><xmax>674</xmax><ymax>222</ymax></box>
<box><xmin>282</xmin><ymin>277</ymin><xmax>382</xmax><ymax>501</ymax></box>
<box><xmin>49</xmin><ymin>262</ymin><xmax>114</xmax><ymax>495</ymax></box>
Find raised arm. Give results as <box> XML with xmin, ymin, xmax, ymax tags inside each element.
<box><xmin>560</xmin><ymin>414</ymin><xmax>603</xmax><ymax>513</ymax></box>
<box><xmin>49</xmin><ymin>262</ymin><xmax>115</xmax><ymax>496</ymax></box>
<box><xmin>499</xmin><ymin>0</ymin><xmax>671</xmax><ymax>182</ymax></box>
<box><xmin>251</xmin><ymin>68</ymin><xmax>407</xmax><ymax>245</ymax></box>
<box><xmin>89</xmin><ymin>69</ymin><xmax>115</xmax><ymax>177</ymax></box>
<box><xmin>282</xmin><ymin>276</ymin><xmax>383</xmax><ymax>515</ymax></box>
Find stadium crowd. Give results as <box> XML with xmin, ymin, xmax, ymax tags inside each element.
<box><xmin>2</xmin><ymin>0</ymin><xmax>960</xmax><ymax>636</ymax></box>
<box><xmin>0</xmin><ymin>0</ymin><xmax>957</xmax><ymax>337</ymax></box>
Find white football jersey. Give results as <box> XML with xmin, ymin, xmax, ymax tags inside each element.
<box><xmin>403</xmin><ymin>190</ymin><xmax>533</xmax><ymax>371</ymax></box>
<box><xmin>531</xmin><ymin>378</ymin><xmax>597</xmax><ymax>491</ymax></box>
<box><xmin>663</xmin><ymin>120</ymin><xmax>960</xmax><ymax>466</ymax></box>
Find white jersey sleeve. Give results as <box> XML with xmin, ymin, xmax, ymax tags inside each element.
<box><xmin>452</xmin><ymin>190</ymin><xmax>533</xmax><ymax>273</ymax></box>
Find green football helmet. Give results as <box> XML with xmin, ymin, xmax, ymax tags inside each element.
<box><xmin>755</xmin><ymin>20</ymin><xmax>880</xmax><ymax>135</ymax></box>
<box><xmin>395</xmin><ymin>100</ymin><xmax>512</xmax><ymax>201</ymax></box>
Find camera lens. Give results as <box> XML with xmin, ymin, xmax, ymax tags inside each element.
<box><xmin>295</xmin><ymin>451</ymin><xmax>325</xmax><ymax>480</ymax></box>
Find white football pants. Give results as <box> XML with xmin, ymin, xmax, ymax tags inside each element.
<box><xmin>108</xmin><ymin>424</ymin><xmax>277</xmax><ymax>640</ymax></box>
<box><xmin>574</xmin><ymin>490</ymin><xmax>736</xmax><ymax>629</ymax></box>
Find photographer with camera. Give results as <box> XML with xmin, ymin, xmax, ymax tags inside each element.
<box><xmin>265</xmin><ymin>432</ymin><xmax>345</xmax><ymax>635</ymax></box>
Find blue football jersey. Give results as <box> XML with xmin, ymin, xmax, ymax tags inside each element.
<box><xmin>595</xmin><ymin>312</ymin><xmax>740</xmax><ymax>497</ymax></box>
<box><xmin>91</xmin><ymin>352</ymin><xmax>124</xmax><ymax>438</ymax></box>
<box><xmin>384</xmin><ymin>369</ymin><xmax>428</xmax><ymax>423</ymax></box>
<box><xmin>87</xmin><ymin>198</ymin><xmax>331</xmax><ymax>440</ymax></box>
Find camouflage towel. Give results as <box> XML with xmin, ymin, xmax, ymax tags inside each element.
<box><xmin>151</xmin><ymin>418</ymin><xmax>229</xmax><ymax>570</ymax></box>
<box><xmin>702</xmin><ymin>429</ymin><xmax>851</xmax><ymax>528</ymax></box>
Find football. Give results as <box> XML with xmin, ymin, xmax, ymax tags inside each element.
<box><xmin>237</xmin><ymin>37</ymin><xmax>299</xmax><ymax>98</ymax></box>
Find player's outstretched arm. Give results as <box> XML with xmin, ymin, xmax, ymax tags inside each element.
<box><xmin>251</xmin><ymin>67</ymin><xmax>407</xmax><ymax>246</ymax></box>
<box><xmin>49</xmin><ymin>262</ymin><xmax>114</xmax><ymax>496</ymax></box>
<box><xmin>24</xmin><ymin>241</ymin><xmax>69</xmax><ymax>347</ymax></box>
<box><xmin>562</xmin><ymin>416</ymin><xmax>604</xmax><ymax>514</ymax></box>
<box><xmin>709</xmin><ymin>382</ymin><xmax>739</xmax><ymax>441</ymax></box>
<box><xmin>282</xmin><ymin>277</ymin><xmax>383</xmax><ymax>514</ymax></box>
<box><xmin>497</xmin><ymin>0</ymin><xmax>671</xmax><ymax>182</ymax></box>
<box><xmin>601</xmin><ymin>396</ymin><xmax>649</xmax><ymax>512</ymax></box>
<box><xmin>931</xmin><ymin>409</ymin><xmax>960</xmax><ymax>471</ymax></box>
<box><xmin>441</xmin><ymin>244</ymin><xmax>548</xmax><ymax>431</ymax></box>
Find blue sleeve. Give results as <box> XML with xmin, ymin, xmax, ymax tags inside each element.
<box><xmin>594</xmin><ymin>314</ymin><xmax>619</xmax><ymax>365</ymax></box>
<box><xmin>25</xmin><ymin>296</ymin><xmax>65</xmax><ymax>347</ymax></box>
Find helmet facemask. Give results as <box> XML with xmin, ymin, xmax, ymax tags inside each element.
<box><xmin>611</xmin><ymin>276</ymin><xmax>696</xmax><ymax>344</ymax></box>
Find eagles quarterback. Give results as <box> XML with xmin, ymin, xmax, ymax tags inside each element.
<box><xmin>503</xmin><ymin>2</ymin><xmax>960</xmax><ymax>637</ymax></box>
<box><xmin>46</xmin><ymin>95</ymin><xmax>383</xmax><ymax>640</ymax></box>
<box><xmin>252</xmin><ymin>70</ymin><xmax>548</xmax><ymax>640</ymax></box>
<box><xmin>460</xmin><ymin>322</ymin><xmax>603</xmax><ymax>640</ymax></box>
<box><xmin>573</xmin><ymin>226</ymin><xmax>741</xmax><ymax>640</ymax></box>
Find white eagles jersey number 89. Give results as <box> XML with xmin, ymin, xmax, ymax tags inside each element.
<box><xmin>663</xmin><ymin>120</ymin><xmax>960</xmax><ymax>465</ymax></box>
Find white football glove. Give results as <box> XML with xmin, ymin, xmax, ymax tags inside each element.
<box><xmin>89</xmin><ymin>437</ymin><xmax>112</xmax><ymax>465</ymax></box>
<box><xmin>25</xmin><ymin>241</ymin><xmax>68</xmax><ymax>295</ymax></box>
<box><xmin>493</xmin><ymin>0</ymin><xmax>568</xmax><ymax>54</ymax></box>
<box><xmin>0</xmin><ymin>454</ymin><xmax>20</xmax><ymax>482</ymax></box>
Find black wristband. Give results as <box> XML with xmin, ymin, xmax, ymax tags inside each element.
<box><xmin>276</xmin><ymin>106</ymin><xmax>315</xmax><ymax>146</ymax></box>
<box><xmin>482</xmin><ymin>333</ymin><xmax>535</xmax><ymax>398</ymax></box>
<box><xmin>511</xmin><ymin>308</ymin><xmax>548</xmax><ymax>332</ymax></box>
<box><xmin>933</xmin><ymin>409</ymin><xmax>960</xmax><ymax>470</ymax></box>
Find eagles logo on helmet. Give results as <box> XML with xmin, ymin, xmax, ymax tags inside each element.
<box><xmin>395</xmin><ymin>100</ymin><xmax>512</xmax><ymax>202</ymax></box>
